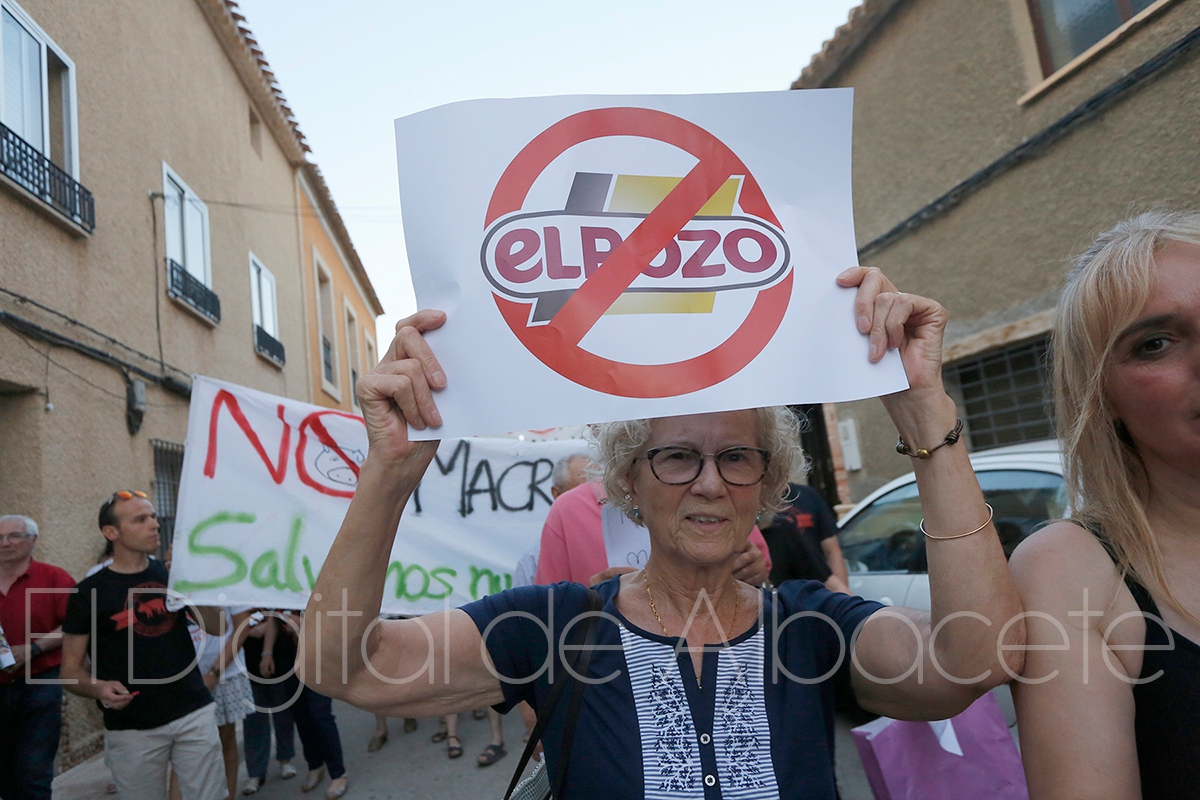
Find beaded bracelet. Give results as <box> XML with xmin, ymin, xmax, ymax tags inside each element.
<box><xmin>921</xmin><ymin>504</ymin><xmax>994</xmax><ymax>540</ymax></box>
<box><xmin>896</xmin><ymin>418</ymin><xmax>964</xmax><ymax>459</ymax></box>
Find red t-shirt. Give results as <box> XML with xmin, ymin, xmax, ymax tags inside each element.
<box><xmin>0</xmin><ymin>559</ymin><xmax>76</xmax><ymax>682</ymax></box>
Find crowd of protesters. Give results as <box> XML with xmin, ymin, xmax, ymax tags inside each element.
<box><xmin>0</xmin><ymin>491</ymin><xmax>355</xmax><ymax>800</ymax></box>
<box><xmin>0</xmin><ymin>454</ymin><xmax>652</xmax><ymax>799</ymax></box>
<box><xmin>9</xmin><ymin>209</ymin><xmax>1200</xmax><ymax>796</ymax></box>
<box><xmin>0</xmin><ymin>459</ymin><xmax>911</xmax><ymax>800</ymax></box>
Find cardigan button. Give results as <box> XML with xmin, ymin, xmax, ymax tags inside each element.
<box><xmin>704</xmin><ymin>774</ymin><xmax>716</xmax><ymax>787</ymax></box>
<box><xmin>699</xmin><ymin>733</ymin><xmax>711</xmax><ymax>745</ymax></box>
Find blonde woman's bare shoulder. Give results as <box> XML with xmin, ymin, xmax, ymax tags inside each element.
<box><xmin>1010</xmin><ymin>521</ymin><xmax>1121</xmax><ymax>601</ymax></box>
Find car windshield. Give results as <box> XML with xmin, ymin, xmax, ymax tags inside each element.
<box><xmin>839</xmin><ymin>469</ymin><xmax>1066</xmax><ymax>573</ymax></box>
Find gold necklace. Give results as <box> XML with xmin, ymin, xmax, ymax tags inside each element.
<box><xmin>644</xmin><ymin>577</ymin><xmax>740</xmax><ymax>689</ymax></box>
<box><xmin>644</xmin><ymin>577</ymin><xmax>741</xmax><ymax>641</ymax></box>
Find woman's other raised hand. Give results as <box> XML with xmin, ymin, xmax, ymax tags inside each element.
<box><xmin>837</xmin><ymin>266</ymin><xmax>950</xmax><ymax>396</ymax></box>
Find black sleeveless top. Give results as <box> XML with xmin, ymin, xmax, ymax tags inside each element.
<box><xmin>1096</xmin><ymin>534</ymin><xmax>1200</xmax><ymax>798</ymax></box>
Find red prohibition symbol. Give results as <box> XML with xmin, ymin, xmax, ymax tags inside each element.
<box><xmin>484</xmin><ymin>107</ymin><xmax>793</xmax><ymax>398</ymax></box>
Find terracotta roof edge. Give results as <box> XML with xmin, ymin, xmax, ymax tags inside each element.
<box><xmin>791</xmin><ymin>0</ymin><xmax>905</xmax><ymax>89</ymax></box>
<box><xmin>194</xmin><ymin>0</ymin><xmax>383</xmax><ymax>317</ymax></box>
<box><xmin>193</xmin><ymin>0</ymin><xmax>310</xmax><ymax>163</ymax></box>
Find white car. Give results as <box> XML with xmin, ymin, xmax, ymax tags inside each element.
<box><xmin>839</xmin><ymin>439</ymin><xmax>1065</xmax><ymax>606</ymax></box>
<box><xmin>837</xmin><ymin>440</ymin><xmax>1066</xmax><ymax>728</ymax></box>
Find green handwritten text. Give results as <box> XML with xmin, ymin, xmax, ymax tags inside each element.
<box><xmin>386</xmin><ymin>562</ymin><xmax>458</xmax><ymax>601</ymax></box>
<box><xmin>248</xmin><ymin>517</ymin><xmax>305</xmax><ymax>592</ymax></box>
<box><xmin>174</xmin><ymin>511</ymin><xmax>254</xmax><ymax>592</ymax></box>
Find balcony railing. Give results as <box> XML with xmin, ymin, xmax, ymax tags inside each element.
<box><xmin>167</xmin><ymin>259</ymin><xmax>221</xmax><ymax>324</ymax></box>
<box><xmin>255</xmin><ymin>325</ymin><xmax>286</xmax><ymax>366</ymax></box>
<box><xmin>0</xmin><ymin>120</ymin><xmax>95</xmax><ymax>232</ymax></box>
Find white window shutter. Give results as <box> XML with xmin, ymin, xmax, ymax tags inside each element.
<box><xmin>183</xmin><ymin>196</ymin><xmax>207</xmax><ymax>282</ymax></box>
<box><xmin>249</xmin><ymin>259</ymin><xmax>263</xmax><ymax>329</ymax></box>
<box><xmin>262</xmin><ymin>267</ymin><xmax>277</xmax><ymax>338</ymax></box>
<box><xmin>2</xmin><ymin>9</ymin><xmax>43</xmax><ymax>150</ymax></box>
<box><xmin>163</xmin><ymin>178</ymin><xmax>184</xmax><ymax>266</ymax></box>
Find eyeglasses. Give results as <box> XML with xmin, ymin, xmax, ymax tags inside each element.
<box><xmin>0</xmin><ymin>532</ymin><xmax>35</xmax><ymax>544</ymax></box>
<box><xmin>645</xmin><ymin>446</ymin><xmax>771</xmax><ymax>486</ymax></box>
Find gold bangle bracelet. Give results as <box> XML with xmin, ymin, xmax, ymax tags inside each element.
<box><xmin>920</xmin><ymin>504</ymin><xmax>994</xmax><ymax>540</ymax></box>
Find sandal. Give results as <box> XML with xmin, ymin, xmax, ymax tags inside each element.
<box><xmin>477</xmin><ymin>743</ymin><xmax>506</xmax><ymax>766</ymax></box>
<box><xmin>367</xmin><ymin>732</ymin><xmax>387</xmax><ymax>752</ymax></box>
<box><xmin>403</xmin><ymin>717</ymin><xmax>418</xmax><ymax>733</ymax></box>
<box><xmin>446</xmin><ymin>735</ymin><xmax>464</xmax><ymax>759</ymax></box>
<box><xmin>431</xmin><ymin>722</ymin><xmax>448</xmax><ymax>744</ymax></box>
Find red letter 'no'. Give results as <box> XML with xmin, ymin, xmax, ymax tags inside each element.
<box><xmin>203</xmin><ymin>390</ymin><xmax>291</xmax><ymax>484</ymax></box>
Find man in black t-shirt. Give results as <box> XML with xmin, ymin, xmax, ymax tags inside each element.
<box><xmin>61</xmin><ymin>491</ymin><xmax>225</xmax><ymax>800</ymax></box>
<box><xmin>761</xmin><ymin>483</ymin><xmax>850</xmax><ymax>593</ymax></box>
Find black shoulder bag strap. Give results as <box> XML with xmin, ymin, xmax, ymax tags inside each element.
<box><xmin>503</xmin><ymin>588</ymin><xmax>604</xmax><ymax>800</ymax></box>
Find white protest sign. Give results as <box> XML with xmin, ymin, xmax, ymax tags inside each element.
<box><xmin>168</xmin><ymin>376</ymin><xmax>588</xmax><ymax>615</ymax></box>
<box><xmin>601</xmin><ymin>503</ymin><xmax>650</xmax><ymax>571</ymax></box>
<box><xmin>395</xmin><ymin>90</ymin><xmax>906</xmax><ymax>440</ymax></box>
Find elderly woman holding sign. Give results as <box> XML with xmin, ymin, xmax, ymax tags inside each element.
<box><xmin>302</xmin><ymin>268</ymin><xmax>1025</xmax><ymax>799</ymax></box>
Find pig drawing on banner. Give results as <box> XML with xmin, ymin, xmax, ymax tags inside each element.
<box><xmin>168</xmin><ymin>375</ymin><xmax>589</xmax><ymax>615</ymax></box>
<box><xmin>314</xmin><ymin>445</ymin><xmax>365</xmax><ymax>488</ymax></box>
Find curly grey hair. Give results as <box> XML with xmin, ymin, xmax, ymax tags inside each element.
<box><xmin>592</xmin><ymin>407</ymin><xmax>806</xmax><ymax>524</ymax></box>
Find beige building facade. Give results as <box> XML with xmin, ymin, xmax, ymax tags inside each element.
<box><xmin>298</xmin><ymin>167</ymin><xmax>385</xmax><ymax>413</ymax></box>
<box><xmin>0</xmin><ymin>0</ymin><xmax>378</xmax><ymax>765</ymax></box>
<box><xmin>794</xmin><ymin>0</ymin><xmax>1200</xmax><ymax>502</ymax></box>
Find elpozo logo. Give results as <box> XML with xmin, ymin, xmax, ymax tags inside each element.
<box><xmin>482</xmin><ymin>172</ymin><xmax>790</xmax><ymax>324</ymax></box>
<box><xmin>480</xmin><ymin>107</ymin><xmax>794</xmax><ymax>399</ymax></box>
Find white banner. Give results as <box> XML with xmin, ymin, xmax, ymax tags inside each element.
<box><xmin>168</xmin><ymin>376</ymin><xmax>589</xmax><ymax>614</ymax></box>
<box><xmin>395</xmin><ymin>90</ymin><xmax>906</xmax><ymax>440</ymax></box>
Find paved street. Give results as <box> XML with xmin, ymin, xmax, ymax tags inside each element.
<box><xmin>53</xmin><ymin>700</ymin><xmax>874</xmax><ymax>799</ymax></box>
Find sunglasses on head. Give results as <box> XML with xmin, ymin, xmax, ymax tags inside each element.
<box><xmin>106</xmin><ymin>490</ymin><xmax>148</xmax><ymax>505</ymax></box>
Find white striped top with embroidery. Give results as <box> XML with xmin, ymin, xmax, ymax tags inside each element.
<box><xmin>620</xmin><ymin>624</ymin><xmax>780</xmax><ymax>800</ymax></box>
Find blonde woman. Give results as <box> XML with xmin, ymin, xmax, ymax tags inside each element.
<box><xmin>1010</xmin><ymin>210</ymin><xmax>1200</xmax><ymax>798</ymax></box>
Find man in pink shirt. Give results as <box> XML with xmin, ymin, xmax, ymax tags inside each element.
<box><xmin>535</xmin><ymin>481</ymin><xmax>771</xmax><ymax>586</ymax></box>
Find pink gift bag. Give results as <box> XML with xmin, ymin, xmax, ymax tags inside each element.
<box><xmin>851</xmin><ymin>692</ymin><xmax>1029</xmax><ymax>800</ymax></box>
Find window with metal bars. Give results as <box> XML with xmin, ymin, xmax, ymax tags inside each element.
<box><xmin>947</xmin><ymin>336</ymin><xmax>1054</xmax><ymax>450</ymax></box>
<box><xmin>151</xmin><ymin>439</ymin><xmax>185</xmax><ymax>555</ymax></box>
<box><xmin>2</xmin><ymin>1</ymin><xmax>77</xmax><ymax>173</ymax></box>
<box><xmin>1</xmin><ymin>1</ymin><xmax>89</xmax><ymax>229</ymax></box>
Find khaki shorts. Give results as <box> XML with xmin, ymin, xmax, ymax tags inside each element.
<box><xmin>105</xmin><ymin>704</ymin><xmax>225</xmax><ymax>800</ymax></box>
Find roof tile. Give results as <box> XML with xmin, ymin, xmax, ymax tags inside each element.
<box><xmin>791</xmin><ymin>0</ymin><xmax>903</xmax><ymax>89</ymax></box>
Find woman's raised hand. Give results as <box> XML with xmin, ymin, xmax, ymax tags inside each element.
<box><xmin>837</xmin><ymin>267</ymin><xmax>949</xmax><ymax>395</ymax></box>
<box><xmin>356</xmin><ymin>309</ymin><xmax>447</xmax><ymax>466</ymax></box>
